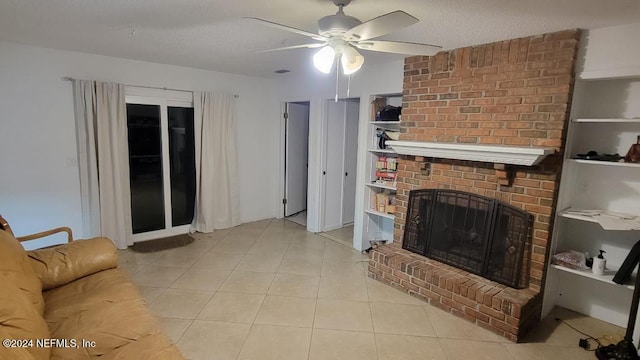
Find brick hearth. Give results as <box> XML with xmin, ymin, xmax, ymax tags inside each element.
<box><xmin>368</xmin><ymin>29</ymin><xmax>580</xmax><ymax>342</ymax></box>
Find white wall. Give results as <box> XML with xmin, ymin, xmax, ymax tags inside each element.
<box><xmin>275</xmin><ymin>59</ymin><xmax>405</xmax><ymax>245</ymax></box>
<box><xmin>0</xmin><ymin>41</ymin><xmax>279</xmax><ymax>248</ymax></box>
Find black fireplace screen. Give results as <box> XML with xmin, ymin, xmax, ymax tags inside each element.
<box><xmin>402</xmin><ymin>189</ymin><xmax>533</xmax><ymax>289</ymax></box>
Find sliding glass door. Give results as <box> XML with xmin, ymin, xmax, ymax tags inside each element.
<box><xmin>126</xmin><ymin>96</ymin><xmax>195</xmax><ymax>240</ymax></box>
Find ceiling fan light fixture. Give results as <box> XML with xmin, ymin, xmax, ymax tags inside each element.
<box><xmin>341</xmin><ymin>47</ymin><xmax>364</xmax><ymax>74</ymax></box>
<box><xmin>313</xmin><ymin>45</ymin><xmax>336</xmax><ymax>74</ymax></box>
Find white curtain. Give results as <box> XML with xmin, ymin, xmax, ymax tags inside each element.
<box><xmin>191</xmin><ymin>92</ymin><xmax>240</xmax><ymax>232</ymax></box>
<box><xmin>73</xmin><ymin>80</ymin><xmax>133</xmax><ymax>249</ymax></box>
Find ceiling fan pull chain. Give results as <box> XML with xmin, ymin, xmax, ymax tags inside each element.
<box><xmin>347</xmin><ymin>73</ymin><xmax>351</xmax><ymax>98</ymax></box>
<box><xmin>335</xmin><ymin>59</ymin><xmax>339</xmax><ymax>102</ymax></box>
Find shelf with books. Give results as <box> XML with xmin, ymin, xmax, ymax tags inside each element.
<box><xmin>366</xmin><ymin>182</ymin><xmax>397</xmax><ymax>191</ymax></box>
<box><xmin>358</xmin><ymin>93</ymin><xmax>403</xmax><ymax>249</ymax></box>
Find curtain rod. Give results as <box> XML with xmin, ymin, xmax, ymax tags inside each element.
<box><xmin>61</xmin><ymin>76</ymin><xmax>239</xmax><ymax>98</ymax></box>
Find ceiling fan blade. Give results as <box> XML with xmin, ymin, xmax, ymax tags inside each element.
<box><xmin>244</xmin><ymin>17</ymin><xmax>327</xmax><ymax>41</ymax></box>
<box><xmin>257</xmin><ymin>43</ymin><xmax>325</xmax><ymax>53</ymax></box>
<box><xmin>345</xmin><ymin>11</ymin><xmax>418</xmax><ymax>41</ymax></box>
<box><xmin>354</xmin><ymin>40</ymin><xmax>442</xmax><ymax>56</ymax></box>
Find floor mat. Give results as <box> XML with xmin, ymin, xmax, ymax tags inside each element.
<box><xmin>129</xmin><ymin>233</ymin><xmax>194</xmax><ymax>253</ymax></box>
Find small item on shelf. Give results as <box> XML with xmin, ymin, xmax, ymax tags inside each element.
<box><xmin>378</xmin><ymin>105</ymin><xmax>402</xmax><ymax>121</ymax></box>
<box><xmin>375</xmin><ymin>192</ymin><xmax>388</xmax><ymax>213</ymax></box>
<box><xmin>371</xmin><ymin>98</ymin><xmax>387</xmax><ymax>121</ymax></box>
<box><xmin>375</xmin><ymin>170</ymin><xmax>397</xmax><ymax>179</ymax></box>
<box><xmin>386</xmin><ymin>194</ymin><xmax>396</xmax><ymax>214</ymax></box>
<box><xmin>373</xmin><ymin>190</ymin><xmax>396</xmax><ymax>214</ymax></box>
<box><xmin>624</xmin><ymin>135</ymin><xmax>640</xmax><ymax>163</ymax></box>
<box><xmin>377</xmin><ymin>129</ymin><xmax>392</xmax><ymax>149</ymax></box>
<box><xmin>376</xmin><ymin>129</ymin><xmax>400</xmax><ymax>149</ymax></box>
<box><xmin>386</xmin><ymin>158</ymin><xmax>397</xmax><ymax>171</ymax></box>
<box><xmin>592</xmin><ymin>250</ymin><xmax>607</xmax><ymax>276</ymax></box>
<box><xmin>551</xmin><ymin>250</ymin><xmax>589</xmax><ymax>271</ymax></box>
<box><xmin>585</xmin><ymin>252</ymin><xmax>593</xmax><ymax>268</ymax></box>
<box><xmin>574</xmin><ymin>150</ymin><xmax>622</xmax><ymax>162</ymax></box>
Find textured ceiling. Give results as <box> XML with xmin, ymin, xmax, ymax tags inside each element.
<box><xmin>0</xmin><ymin>0</ymin><xmax>639</xmax><ymax>78</ymax></box>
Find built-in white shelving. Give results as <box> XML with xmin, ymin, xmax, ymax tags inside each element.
<box><xmin>359</xmin><ymin>94</ymin><xmax>402</xmax><ymax>250</ymax></box>
<box><xmin>560</xmin><ymin>210</ymin><xmax>598</xmax><ymax>223</ymax></box>
<box><xmin>558</xmin><ymin>210</ymin><xmax>600</xmax><ymax>224</ymax></box>
<box><xmin>369</xmin><ymin>121</ymin><xmax>401</xmax><ymax>125</ymax></box>
<box><xmin>366</xmin><ymin>183</ymin><xmax>397</xmax><ymax>191</ymax></box>
<box><xmin>551</xmin><ymin>264</ymin><xmax>634</xmax><ymax>290</ymax></box>
<box><xmin>367</xmin><ymin>148</ymin><xmax>396</xmax><ymax>154</ymax></box>
<box><xmin>364</xmin><ymin>209</ymin><xmax>395</xmax><ymax>220</ymax></box>
<box><xmin>542</xmin><ymin>58</ymin><xmax>640</xmax><ymax>332</ymax></box>
<box><xmin>568</xmin><ymin>159</ymin><xmax>640</xmax><ymax>168</ymax></box>
<box><xmin>573</xmin><ymin>118</ymin><xmax>640</xmax><ymax>123</ymax></box>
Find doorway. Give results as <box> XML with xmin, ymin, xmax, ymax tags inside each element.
<box><xmin>284</xmin><ymin>102</ymin><xmax>310</xmax><ymax>227</ymax></box>
<box><xmin>125</xmin><ymin>94</ymin><xmax>195</xmax><ymax>242</ymax></box>
<box><xmin>320</xmin><ymin>98</ymin><xmax>360</xmax><ymax>245</ymax></box>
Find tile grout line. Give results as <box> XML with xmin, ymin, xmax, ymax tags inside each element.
<box><xmin>306</xmin><ymin>232</ymin><xmax>328</xmax><ymax>360</ymax></box>
<box><xmin>234</xmin><ymin>218</ymin><xmax>278</xmax><ymax>360</ymax></box>
<box><xmin>364</xmin><ymin>271</ymin><xmax>383</xmax><ymax>360</ymax></box>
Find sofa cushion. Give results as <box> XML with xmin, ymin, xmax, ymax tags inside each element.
<box><xmin>98</xmin><ymin>332</ymin><xmax>183</xmax><ymax>360</ymax></box>
<box><xmin>0</xmin><ymin>283</ymin><xmax>51</xmax><ymax>360</ymax></box>
<box><xmin>43</xmin><ymin>268</ymin><xmax>182</xmax><ymax>359</ymax></box>
<box><xmin>0</xmin><ymin>230</ymin><xmax>45</xmax><ymax>315</ymax></box>
<box><xmin>28</xmin><ymin>237</ymin><xmax>118</xmax><ymax>290</ymax></box>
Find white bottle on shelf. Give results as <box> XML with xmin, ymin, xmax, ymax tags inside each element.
<box><xmin>592</xmin><ymin>250</ymin><xmax>607</xmax><ymax>276</ymax></box>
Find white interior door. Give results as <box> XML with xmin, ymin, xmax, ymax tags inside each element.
<box><xmin>322</xmin><ymin>100</ymin><xmax>347</xmax><ymax>231</ymax></box>
<box><xmin>284</xmin><ymin>102</ymin><xmax>309</xmax><ymax>217</ymax></box>
<box><xmin>341</xmin><ymin>100</ymin><xmax>359</xmax><ymax>224</ymax></box>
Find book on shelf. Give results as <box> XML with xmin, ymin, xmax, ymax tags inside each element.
<box><xmin>375</xmin><ymin>170</ymin><xmax>397</xmax><ymax>179</ymax></box>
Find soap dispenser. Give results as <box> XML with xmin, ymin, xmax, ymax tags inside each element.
<box><xmin>592</xmin><ymin>250</ymin><xmax>607</xmax><ymax>276</ymax></box>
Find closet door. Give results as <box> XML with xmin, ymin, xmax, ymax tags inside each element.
<box><xmin>322</xmin><ymin>101</ymin><xmax>347</xmax><ymax>231</ymax></box>
<box><xmin>341</xmin><ymin>100</ymin><xmax>359</xmax><ymax>225</ymax></box>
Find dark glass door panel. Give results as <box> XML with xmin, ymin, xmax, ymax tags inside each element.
<box><xmin>168</xmin><ymin>107</ymin><xmax>196</xmax><ymax>226</ymax></box>
<box><xmin>127</xmin><ymin>104</ymin><xmax>165</xmax><ymax>234</ymax></box>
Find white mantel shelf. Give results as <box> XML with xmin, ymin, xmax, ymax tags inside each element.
<box><xmin>386</xmin><ymin>141</ymin><xmax>555</xmax><ymax>166</ymax></box>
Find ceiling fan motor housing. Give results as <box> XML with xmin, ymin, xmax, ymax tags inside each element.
<box><xmin>318</xmin><ymin>12</ymin><xmax>362</xmax><ymax>39</ymax></box>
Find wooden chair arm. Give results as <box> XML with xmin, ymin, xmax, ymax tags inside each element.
<box><xmin>15</xmin><ymin>227</ymin><xmax>74</xmax><ymax>243</ymax></box>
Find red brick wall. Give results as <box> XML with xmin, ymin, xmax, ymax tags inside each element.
<box><xmin>394</xmin><ymin>30</ymin><xmax>580</xmax><ymax>292</ymax></box>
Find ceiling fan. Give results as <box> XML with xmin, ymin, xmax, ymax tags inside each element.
<box><xmin>246</xmin><ymin>0</ymin><xmax>442</xmax><ymax>75</ymax></box>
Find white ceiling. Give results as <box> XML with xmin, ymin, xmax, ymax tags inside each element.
<box><xmin>1</xmin><ymin>0</ymin><xmax>639</xmax><ymax>78</ymax></box>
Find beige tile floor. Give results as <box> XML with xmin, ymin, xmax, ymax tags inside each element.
<box><xmin>319</xmin><ymin>224</ymin><xmax>354</xmax><ymax>248</ymax></box>
<box><xmin>119</xmin><ymin>219</ymin><xmax>623</xmax><ymax>360</ymax></box>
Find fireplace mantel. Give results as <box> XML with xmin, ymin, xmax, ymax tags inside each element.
<box><xmin>386</xmin><ymin>141</ymin><xmax>555</xmax><ymax>166</ymax></box>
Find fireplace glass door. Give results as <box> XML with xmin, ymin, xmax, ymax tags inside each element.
<box><xmin>403</xmin><ymin>189</ymin><xmax>533</xmax><ymax>288</ymax></box>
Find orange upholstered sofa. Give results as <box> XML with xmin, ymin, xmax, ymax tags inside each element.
<box><xmin>0</xmin><ymin>215</ymin><xmax>184</xmax><ymax>359</ymax></box>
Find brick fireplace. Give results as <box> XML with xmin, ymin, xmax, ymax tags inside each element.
<box><xmin>368</xmin><ymin>29</ymin><xmax>580</xmax><ymax>342</ymax></box>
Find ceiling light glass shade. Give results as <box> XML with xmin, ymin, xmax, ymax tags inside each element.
<box><xmin>341</xmin><ymin>47</ymin><xmax>364</xmax><ymax>75</ymax></box>
<box><xmin>313</xmin><ymin>46</ymin><xmax>336</xmax><ymax>74</ymax></box>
